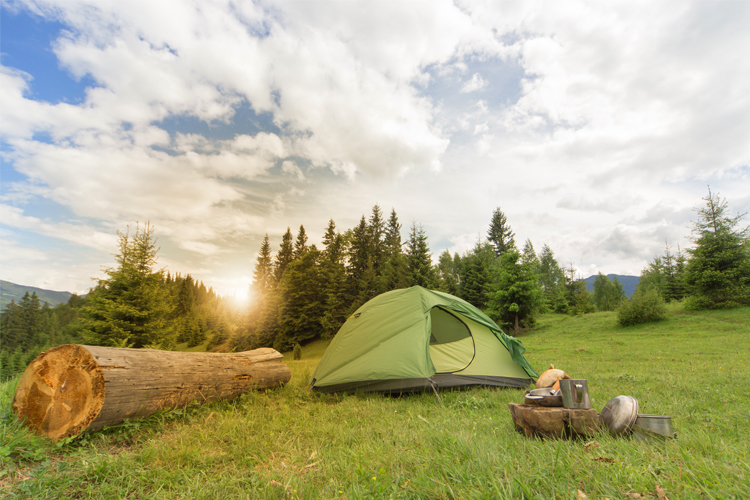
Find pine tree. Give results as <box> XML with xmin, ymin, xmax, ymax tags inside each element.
<box><xmin>347</xmin><ymin>215</ymin><xmax>370</xmax><ymax>293</ymax></box>
<box><xmin>460</xmin><ymin>241</ymin><xmax>495</xmax><ymax>308</ymax></box>
<box><xmin>293</xmin><ymin>224</ymin><xmax>309</xmax><ymax>260</ymax></box>
<box><xmin>0</xmin><ymin>300</ymin><xmax>23</xmax><ymax>352</ymax></box>
<box><xmin>639</xmin><ymin>242</ymin><xmax>687</xmax><ymax>302</ymax></box>
<box><xmin>487</xmin><ymin>249</ymin><xmax>545</xmax><ymax>335</ymax></box>
<box><xmin>405</xmin><ymin>222</ymin><xmax>436</xmax><ymax>288</ymax></box>
<box><xmin>384</xmin><ymin>208</ymin><xmax>403</xmax><ymax>257</ymax></box>
<box><xmin>320</xmin><ymin>220</ymin><xmax>349</xmax><ymax>338</ymax></box>
<box><xmin>565</xmin><ymin>263</ymin><xmax>593</xmax><ymax>315</ymax></box>
<box><xmin>79</xmin><ymin>222</ymin><xmax>176</xmax><ymax>349</ymax></box>
<box><xmin>252</xmin><ymin>234</ymin><xmax>275</xmax><ymax>299</ymax></box>
<box><xmin>368</xmin><ymin>204</ymin><xmax>386</xmax><ymax>275</ymax></box>
<box><xmin>175</xmin><ymin>274</ymin><xmax>195</xmax><ymax>317</ymax></box>
<box><xmin>275</xmin><ymin>246</ymin><xmax>323</xmax><ymax>350</ymax></box>
<box><xmin>19</xmin><ymin>292</ymin><xmax>42</xmax><ymax>350</ymax></box>
<box><xmin>522</xmin><ymin>239</ymin><xmax>538</xmax><ymax>265</ymax></box>
<box><xmin>536</xmin><ymin>244</ymin><xmax>568</xmax><ymax>313</ymax></box>
<box><xmin>275</xmin><ymin>228</ymin><xmax>294</xmax><ymax>283</ymax></box>
<box><xmin>684</xmin><ymin>188</ymin><xmax>750</xmax><ymax>309</ymax></box>
<box><xmin>436</xmin><ymin>250</ymin><xmax>460</xmax><ymax>295</ymax></box>
<box><xmin>379</xmin><ymin>208</ymin><xmax>409</xmax><ymax>292</ymax></box>
<box><xmin>663</xmin><ymin>247</ymin><xmax>688</xmax><ymax>302</ymax></box>
<box><xmin>488</xmin><ymin>208</ymin><xmax>515</xmax><ymax>257</ymax></box>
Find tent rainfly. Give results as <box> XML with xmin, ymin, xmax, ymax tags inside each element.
<box><xmin>309</xmin><ymin>286</ymin><xmax>538</xmax><ymax>394</ymax></box>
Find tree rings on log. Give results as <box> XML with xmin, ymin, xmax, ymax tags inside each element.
<box><xmin>508</xmin><ymin>403</ymin><xmax>601</xmax><ymax>439</ymax></box>
<box><xmin>13</xmin><ymin>344</ymin><xmax>291</xmax><ymax>440</ymax></box>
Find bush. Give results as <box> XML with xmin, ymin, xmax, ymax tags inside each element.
<box><xmin>292</xmin><ymin>344</ymin><xmax>302</xmax><ymax>360</ymax></box>
<box><xmin>617</xmin><ymin>288</ymin><xmax>668</xmax><ymax>327</ymax></box>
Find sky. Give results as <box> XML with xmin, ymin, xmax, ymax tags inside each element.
<box><xmin>1</xmin><ymin>0</ymin><xmax>749</xmax><ymax>301</ymax></box>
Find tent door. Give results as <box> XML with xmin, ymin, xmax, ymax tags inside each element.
<box><xmin>428</xmin><ymin>307</ymin><xmax>476</xmax><ymax>373</ymax></box>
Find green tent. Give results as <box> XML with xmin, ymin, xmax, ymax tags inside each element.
<box><xmin>309</xmin><ymin>286</ymin><xmax>538</xmax><ymax>393</ymax></box>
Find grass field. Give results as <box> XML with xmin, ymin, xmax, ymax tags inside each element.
<box><xmin>2</xmin><ymin>304</ymin><xmax>748</xmax><ymax>499</ymax></box>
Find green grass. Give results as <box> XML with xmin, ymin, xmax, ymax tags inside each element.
<box><xmin>2</xmin><ymin>304</ymin><xmax>749</xmax><ymax>499</ymax></box>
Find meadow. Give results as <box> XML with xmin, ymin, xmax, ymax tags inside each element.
<box><xmin>2</xmin><ymin>304</ymin><xmax>748</xmax><ymax>499</ymax></box>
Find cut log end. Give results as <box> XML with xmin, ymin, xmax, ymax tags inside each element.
<box><xmin>13</xmin><ymin>344</ymin><xmax>291</xmax><ymax>440</ymax></box>
<box><xmin>13</xmin><ymin>344</ymin><xmax>106</xmax><ymax>440</ymax></box>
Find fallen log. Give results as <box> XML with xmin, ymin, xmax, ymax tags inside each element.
<box><xmin>12</xmin><ymin>344</ymin><xmax>291</xmax><ymax>440</ymax></box>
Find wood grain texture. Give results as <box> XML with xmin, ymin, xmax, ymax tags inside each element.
<box><xmin>508</xmin><ymin>403</ymin><xmax>601</xmax><ymax>439</ymax></box>
<box><xmin>13</xmin><ymin>345</ymin><xmax>291</xmax><ymax>440</ymax></box>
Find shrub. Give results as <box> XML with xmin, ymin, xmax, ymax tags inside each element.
<box><xmin>617</xmin><ymin>288</ymin><xmax>668</xmax><ymax>327</ymax></box>
<box><xmin>292</xmin><ymin>344</ymin><xmax>302</xmax><ymax>360</ymax></box>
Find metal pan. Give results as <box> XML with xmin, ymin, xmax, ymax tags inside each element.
<box><xmin>524</xmin><ymin>388</ymin><xmax>563</xmax><ymax>407</ymax></box>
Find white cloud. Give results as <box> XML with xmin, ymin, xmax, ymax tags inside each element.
<box><xmin>0</xmin><ymin>204</ymin><xmax>117</xmax><ymax>251</ymax></box>
<box><xmin>460</xmin><ymin>73</ymin><xmax>488</xmax><ymax>93</ymax></box>
<box><xmin>2</xmin><ymin>0</ymin><xmax>749</xmax><ymax>295</ymax></box>
<box><xmin>281</xmin><ymin>160</ymin><xmax>305</xmax><ymax>180</ymax></box>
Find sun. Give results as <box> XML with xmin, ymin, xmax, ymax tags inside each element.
<box><xmin>233</xmin><ymin>286</ymin><xmax>250</xmax><ymax>302</ymax></box>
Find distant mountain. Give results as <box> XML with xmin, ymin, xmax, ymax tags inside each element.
<box><xmin>583</xmin><ymin>274</ymin><xmax>639</xmax><ymax>297</ymax></box>
<box><xmin>0</xmin><ymin>280</ymin><xmax>76</xmax><ymax>310</ymax></box>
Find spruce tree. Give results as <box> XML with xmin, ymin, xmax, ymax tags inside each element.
<box><xmin>19</xmin><ymin>292</ymin><xmax>42</xmax><ymax>351</ymax></box>
<box><xmin>252</xmin><ymin>234</ymin><xmax>275</xmax><ymax>299</ymax></box>
<box><xmin>405</xmin><ymin>222</ymin><xmax>436</xmax><ymax>288</ymax></box>
<box><xmin>379</xmin><ymin>209</ymin><xmax>409</xmax><ymax>292</ymax></box>
<box><xmin>175</xmin><ymin>275</ymin><xmax>195</xmax><ymax>317</ymax></box>
<box><xmin>79</xmin><ymin>222</ymin><xmax>176</xmax><ymax>349</ymax></box>
<box><xmin>347</xmin><ymin>215</ymin><xmax>370</xmax><ymax>293</ymax></box>
<box><xmin>275</xmin><ymin>228</ymin><xmax>294</xmax><ymax>283</ymax></box>
<box><xmin>564</xmin><ymin>264</ymin><xmax>593</xmax><ymax>315</ymax></box>
<box><xmin>488</xmin><ymin>208</ymin><xmax>515</xmax><ymax>257</ymax></box>
<box><xmin>320</xmin><ymin>220</ymin><xmax>349</xmax><ymax>338</ymax></box>
<box><xmin>384</xmin><ymin>208</ymin><xmax>403</xmax><ymax>257</ymax></box>
<box><xmin>275</xmin><ymin>246</ymin><xmax>323</xmax><ymax>350</ymax></box>
<box><xmin>536</xmin><ymin>244</ymin><xmax>568</xmax><ymax>313</ymax></box>
<box><xmin>368</xmin><ymin>204</ymin><xmax>386</xmax><ymax>275</ymax></box>
<box><xmin>522</xmin><ymin>239</ymin><xmax>538</xmax><ymax>265</ymax></box>
<box><xmin>684</xmin><ymin>188</ymin><xmax>750</xmax><ymax>309</ymax></box>
<box><xmin>293</xmin><ymin>224</ymin><xmax>309</xmax><ymax>259</ymax></box>
<box><xmin>639</xmin><ymin>242</ymin><xmax>687</xmax><ymax>302</ymax></box>
<box><xmin>487</xmin><ymin>249</ymin><xmax>545</xmax><ymax>335</ymax></box>
<box><xmin>0</xmin><ymin>300</ymin><xmax>23</xmax><ymax>352</ymax></box>
<box><xmin>436</xmin><ymin>250</ymin><xmax>460</xmax><ymax>295</ymax></box>
<box><xmin>460</xmin><ymin>241</ymin><xmax>495</xmax><ymax>308</ymax></box>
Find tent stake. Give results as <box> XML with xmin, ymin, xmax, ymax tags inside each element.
<box><xmin>429</xmin><ymin>380</ymin><xmax>444</xmax><ymax>406</ymax></box>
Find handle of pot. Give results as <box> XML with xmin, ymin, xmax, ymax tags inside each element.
<box><xmin>575</xmin><ymin>384</ymin><xmax>583</xmax><ymax>402</ymax></box>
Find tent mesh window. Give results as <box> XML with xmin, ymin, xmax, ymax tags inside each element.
<box><xmin>428</xmin><ymin>307</ymin><xmax>476</xmax><ymax>373</ymax></box>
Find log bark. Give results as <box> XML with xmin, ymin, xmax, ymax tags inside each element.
<box><xmin>12</xmin><ymin>344</ymin><xmax>291</xmax><ymax>440</ymax></box>
<box><xmin>508</xmin><ymin>403</ymin><xmax>601</xmax><ymax>439</ymax></box>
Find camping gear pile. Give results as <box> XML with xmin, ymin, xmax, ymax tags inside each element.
<box><xmin>518</xmin><ymin>366</ymin><xmax>676</xmax><ymax>441</ymax></box>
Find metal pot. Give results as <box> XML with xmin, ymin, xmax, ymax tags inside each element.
<box><xmin>600</xmin><ymin>395</ymin><xmax>639</xmax><ymax>436</ymax></box>
<box><xmin>632</xmin><ymin>414</ymin><xmax>676</xmax><ymax>441</ymax></box>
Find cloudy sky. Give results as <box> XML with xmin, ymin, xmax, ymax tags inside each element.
<box><xmin>1</xmin><ymin>0</ymin><xmax>749</xmax><ymax>300</ymax></box>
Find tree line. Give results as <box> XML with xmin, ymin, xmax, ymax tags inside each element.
<box><xmin>0</xmin><ymin>223</ymin><xmax>237</xmax><ymax>381</ymax></box>
<box><xmin>616</xmin><ymin>187</ymin><xmax>750</xmax><ymax>325</ymax></box>
<box><xmin>238</xmin><ymin>188</ymin><xmax>749</xmax><ymax>351</ymax></box>
<box><xmin>234</xmin><ymin>205</ymin><xmax>597</xmax><ymax>352</ymax></box>
<box><xmin>2</xmin><ymin>188</ymin><xmax>746</xmax><ymax>380</ymax></box>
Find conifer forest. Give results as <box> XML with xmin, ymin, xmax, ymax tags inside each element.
<box><xmin>1</xmin><ymin>189</ymin><xmax>748</xmax><ymax>381</ymax></box>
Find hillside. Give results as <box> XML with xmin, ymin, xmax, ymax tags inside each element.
<box><xmin>0</xmin><ymin>280</ymin><xmax>76</xmax><ymax>310</ymax></box>
<box><xmin>2</xmin><ymin>305</ymin><xmax>747</xmax><ymax>498</ymax></box>
<box><xmin>583</xmin><ymin>273</ymin><xmax>639</xmax><ymax>296</ymax></box>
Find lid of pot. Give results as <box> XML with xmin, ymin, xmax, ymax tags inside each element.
<box><xmin>600</xmin><ymin>395</ymin><xmax>639</xmax><ymax>436</ymax></box>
